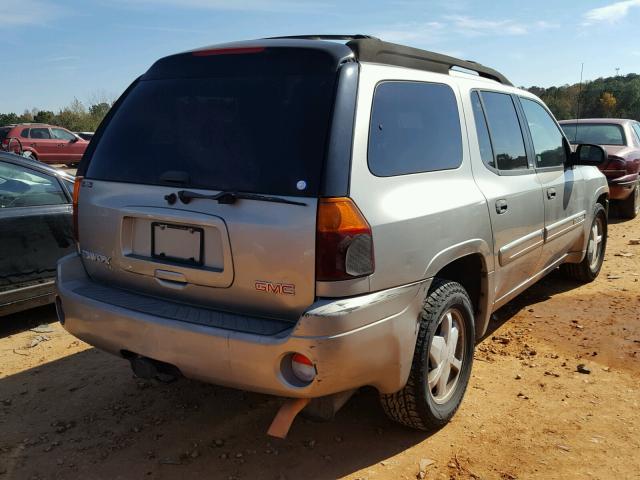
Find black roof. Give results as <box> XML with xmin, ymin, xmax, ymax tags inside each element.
<box><xmin>0</xmin><ymin>151</ymin><xmax>75</xmax><ymax>181</ymax></box>
<box><xmin>172</xmin><ymin>34</ymin><xmax>512</xmax><ymax>86</ymax></box>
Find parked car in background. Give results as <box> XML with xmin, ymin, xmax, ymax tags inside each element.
<box><xmin>75</xmin><ymin>132</ymin><xmax>94</xmax><ymax>141</ymax></box>
<box><xmin>560</xmin><ymin>119</ymin><xmax>640</xmax><ymax>218</ymax></box>
<box><xmin>0</xmin><ymin>152</ymin><xmax>75</xmax><ymax>316</ymax></box>
<box><xmin>56</xmin><ymin>36</ymin><xmax>609</xmax><ymax>434</ymax></box>
<box><xmin>0</xmin><ymin>123</ymin><xmax>89</xmax><ymax>165</ymax></box>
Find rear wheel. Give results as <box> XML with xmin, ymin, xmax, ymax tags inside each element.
<box><xmin>619</xmin><ymin>184</ymin><xmax>639</xmax><ymax>219</ymax></box>
<box><xmin>380</xmin><ymin>279</ymin><xmax>475</xmax><ymax>431</ymax></box>
<box><xmin>561</xmin><ymin>203</ymin><xmax>607</xmax><ymax>282</ymax></box>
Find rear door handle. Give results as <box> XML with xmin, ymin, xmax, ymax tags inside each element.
<box><xmin>495</xmin><ymin>199</ymin><xmax>508</xmax><ymax>214</ymax></box>
<box><xmin>547</xmin><ymin>188</ymin><xmax>557</xmax><ymax>199</ymax></box>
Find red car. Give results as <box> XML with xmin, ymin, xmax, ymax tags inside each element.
<box><xmin>560</xmin><ymin>118</ymin><xmax>640</xmax><ymax>218</ymax></box>
<box><xmin>0</xmin><ymin>123</ymin><xmax>89</xmax><ymax>165</ymax></box>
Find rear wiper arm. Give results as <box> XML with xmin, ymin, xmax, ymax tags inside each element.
<box><xmin>175</xmin><ymin>190</ymin><xmax>307</xmax><ymax>207</ymax></box>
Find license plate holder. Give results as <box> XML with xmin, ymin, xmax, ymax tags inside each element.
<box><xmin>151</xmin><ymin>222</ymin><xmax>204</xmax><ymax>267</ymax></box>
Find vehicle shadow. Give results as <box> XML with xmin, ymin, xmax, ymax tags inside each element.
<box><xmin>0</xmin><ymin>270</ymin><xmax>596</xmax><ymax>479</ymax></box>
<box><xmin>0</xmin><ymin>304</ymin><xmax>58</xmax><ymax>339</ymax></box>
<box><xmin>0</xmin><ymin>347</ymin><xmax>429</xmax><ymax>480</ymax></box>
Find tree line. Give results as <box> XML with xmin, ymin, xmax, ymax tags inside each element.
<box><xmin>1</xmin><ymin>73</ymin><xmax>639</xmax><ymax>133</ymax></box>
<box><xmin>0</xmin><ymin>98</ymin><xmax>113</xmax><ymax>133</ymax></box>
<box><xmin>527</xmin><ymin>73</ymin><xmax>640</xmax><ymax>121</ymax></box>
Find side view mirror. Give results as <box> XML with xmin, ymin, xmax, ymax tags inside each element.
<box><xmin>569</xmin><ymin>144</ymin><xmax>607</xmax><ymax>166</ymax></box>
<box><xmin>70</xmin><ymin>136</ymin><xmax>79</xmax><ymax>143</ymax></box>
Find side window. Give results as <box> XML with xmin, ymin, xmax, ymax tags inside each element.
<box><xmin>520</xmin><ymin>98</ymin><xmax>567</xmax><ymax>168</ymax></box>
<box><xmin>29</xmin><ymin>128</ymin><xmax>51</xmax><ymax>139</ymax></box>
<box><xmin>471</xmin><ymin>91</ymin><xmax>495</xmax><ymax>169</ymax></box>
<box><xmin>632</xmin><ymin>123</ymin><xmax>640</xmax><ymax>144</ymax></box>
<box><xmin>20</xmin><ymin>128</ymin><xmax>29</xmax><ymax>138</ymax></box>
<box><xmin>51</xmin><ymin>128</ymin><xmax>76</xmax><ymax>141</ymax></box>
<box><xmin>0</xmin><ymin>162</ymin><xmax>68</xmax><ymax>208</ymax></box>
<box><xmin>480</xmin><ymin>91</ymin><xmax>528</xmax><ymax>171</ymax></box>
<box><xmin>368</xmin><ymin>81</ymin><xmax>463</xmax><ymax>176</ymax></box>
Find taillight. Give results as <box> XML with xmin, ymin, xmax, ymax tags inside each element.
<box><xmin>316</xmin><ymin>197</ymin><xmax>374</xmax><ymax>281</ymax></box>
<box><xmin>72</xmin><ymin>176</ymin><xmax>83</xmax><ymax>242</ymax></box>
<box><xmin>603</xmin><ymin>156</ymin><xmax>627</xmax><ymax>179</ymax></box>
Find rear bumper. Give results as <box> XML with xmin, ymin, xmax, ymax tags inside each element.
<box><xmin>56</xmin><ymin>253</ymin><xmax>429</xmax><ymax>398</ymax></box>
<box><xmin>608</xmin><ymin>174</ymin><xmax>638</xmax><ymax>200</ymax></box>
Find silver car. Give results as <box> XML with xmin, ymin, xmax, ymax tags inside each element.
<box><xmin>56</xmin><ymin>35</ymin><xmax>609</xmax><ymax>435</ymax></box>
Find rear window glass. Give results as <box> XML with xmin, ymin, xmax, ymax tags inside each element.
<box><xmin>85</xmin><ymin>48</ymin><xmax>338</xmax><ymax>197</ymax></box>
<box><xmin>0</xmin><ymin>128</ymin><xmax>9</xmax><ymax>141</ymax></box>
<box><xmin>561</xmin><ymin>123</ymin><xmax>625</xmax><ymax>146</ymax></box>
<box><xmin>368</xmin><ymin>81</ymin><xmax>462</xmax><ymax>176</ymax></box>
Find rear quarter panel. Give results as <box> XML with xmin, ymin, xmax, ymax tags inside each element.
<box><xmin>349</xmin><ymin>64</ymin><xmax>494</xmax><ymax>293</ymax></box>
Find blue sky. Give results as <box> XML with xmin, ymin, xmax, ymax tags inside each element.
<box><xmin>1</xmin><ymin>0</ymin><xmax>639</xmax><ymax>113</ymax></box>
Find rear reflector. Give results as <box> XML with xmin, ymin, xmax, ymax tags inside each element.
<box><xmin>192</xmin><ymin>47</ymin><xmax>265</xmax><ymax>57</ymax></box>
<box><xmin>291</xmin><ymin>353</ymin><xmax>316</xmax><ymax>383</ymax></box>
<box><xmin>72</xmin><ymin>176</ymin><xmax>83</xmax><ymax>242</ymax></box>
<box><xmin>316</xmin><ymin>197</ymin><xmax>374</xmax><ymax>282</ymax></box>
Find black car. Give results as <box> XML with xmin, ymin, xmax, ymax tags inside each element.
<box><xmin>0</xmin><ymin>152</ymin><xmax>75</xmax><ymax>316</ymax></box>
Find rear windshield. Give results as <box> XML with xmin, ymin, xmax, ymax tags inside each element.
<box><xmin>0</xmin><ymin>128</ymin><xmax>10</xmax><ymax>141</ymax></box>
<box><xmin>85</xmin><ymin>48</ymin><xmax>339</xmax><ymax>197</ymax></box>
<box><xmin>561</xmin><ymin>123</ymin><xmax>626</xmax><ymax>146</ymax></box>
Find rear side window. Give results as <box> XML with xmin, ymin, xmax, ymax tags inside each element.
<box><xmin>520</xmin><ymin>98</ymin><xmax>567</xmax><ymax>168</ymax></box>
<box><xmin>0</xmin><ymin>162</ymin><xmax>67</xmax><ymax>207</ymax></box>
<box><xmin>85</xmin><ymin>48</ymin><xmax>339</xmax><ymax>197</ymax></box>
<box><xmin>20</xmin><ymin>129</ymin><xmax>29</xmax><ymax>138</ymax></box>
<box><xmin>368</xmin><ymin>81</ymin><xmax>462</xmax><ymax>176</ymax></box>
<box><xmin>480</xmin><ymin>92</ymin><xmax>528</xmax><ymax>171</ymax></box>
<box><xmin>30</xmin><ymin>128</ymin><xmax>51</xmax><ymax>139</ymax></box>
<box><xmin>471</xmin><ymin>91</ymin><xmax>495</xmax><ymax>169</ymax></box>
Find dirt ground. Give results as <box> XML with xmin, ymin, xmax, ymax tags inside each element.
<box><xmin>1</xmin><ymin>216</ymin><xmax>639</xmax><ymax>480</ymax></box>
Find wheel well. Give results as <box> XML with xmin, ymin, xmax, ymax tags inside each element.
<box><xmin>434</xmin><ymin>254</ymin><xmax>485</xmax><ymax>319</ymax></box>
<box><xmin>597</xmin><ymin>193</ymin><xmax>609</xmax><ymax>215</ymax></box>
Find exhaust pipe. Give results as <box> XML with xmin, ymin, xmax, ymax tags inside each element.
<box><xmin>126</xmin><ymin>353</ymin><xmax>181</xmax><ymax>383</ymax></box>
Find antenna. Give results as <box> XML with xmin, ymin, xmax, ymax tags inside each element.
<box><xmin>615</xmin><ymin>67</ymin><xmax>620</xmax><ymax>76</ymax></box>
<box><xmin>575</xmin><ymin>62</ymin><xmax>584</xmax><ymax>142</ymax></box>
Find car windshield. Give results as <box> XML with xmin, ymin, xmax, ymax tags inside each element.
<box><xmin>561</xmin><ymin>123</ymin><xmax>626</xmax><ymax>146</ymax></box>
<box><xmin>85</xmin><ymin>48</ymin><xmax>339</xmax><ymax>197</ymax></box>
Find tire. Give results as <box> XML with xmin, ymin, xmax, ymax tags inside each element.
<box><xmin>380</xmin><ymin>279</ymin><xmax>475</xmax><ymax>431</ymax></box>
<box><xmin>619</xmin><ymin>184</ymin><xmax>639</xmax><ymax>219</ymax></box>
<box><xmin>561</xmin><ymin>203</ymin><xmax>607</xmax><ymax>283</ymax></box>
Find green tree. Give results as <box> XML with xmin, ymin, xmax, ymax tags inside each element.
<box><xmin>34</xmin><ymin>110</ymin><xmax>55</xmax><ymax>124</ymax></box>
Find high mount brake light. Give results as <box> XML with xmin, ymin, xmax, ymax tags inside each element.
<box><xmin>316</xmin><ymin>197</ymin><xmax>375</xmax><ymax>282</ymax></box>
<box><xmin>72</xmin><ymin>176</ymin><xmax>83</xmax><ymax>242</ymax></box>
<box><xmin>192</xmin><ymin>47</ymin><xmax>265</xmax><ymax>57</ymax></box>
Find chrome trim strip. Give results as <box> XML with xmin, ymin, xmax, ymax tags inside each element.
<box><xmin>498</xmin><ymin>229</ymin><xmax>544</xmax><ymax>266</ymax></box>
<box><xmin>544</xmin><ymin>210</ymin><xmax>586</xmax><ymax>242</ymax></box>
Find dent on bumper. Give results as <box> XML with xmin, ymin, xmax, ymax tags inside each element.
<box><xmin>56</xmin><ymin>253</ymin><xmax>429</xmax><ymax>398</ymax></box>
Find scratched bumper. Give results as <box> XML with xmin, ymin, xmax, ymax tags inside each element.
<box><xmin>56</xmin><ymin>253</ymin><xmax>429</xmax><ymax>397</ymax></box>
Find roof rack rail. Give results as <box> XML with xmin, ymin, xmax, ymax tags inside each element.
<box><xmin>347</xmin><ymin>38</ymin><xmax>512</xmax><ymax>86</ymax></box>
<box><xmin>261</xmin><ymin>35</ymin><xmax>512</xmax><ymax>86</ymax></box>
<box><xmin>263</xmin><ymin>34</ymin><xmax>378</xmax><ymax>41</ymax></box>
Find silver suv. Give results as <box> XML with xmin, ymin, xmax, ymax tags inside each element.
<box><xmin>56</xmin><ymin>35</ymin><xmax>609</xmax><ymax>435</ymax></box>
